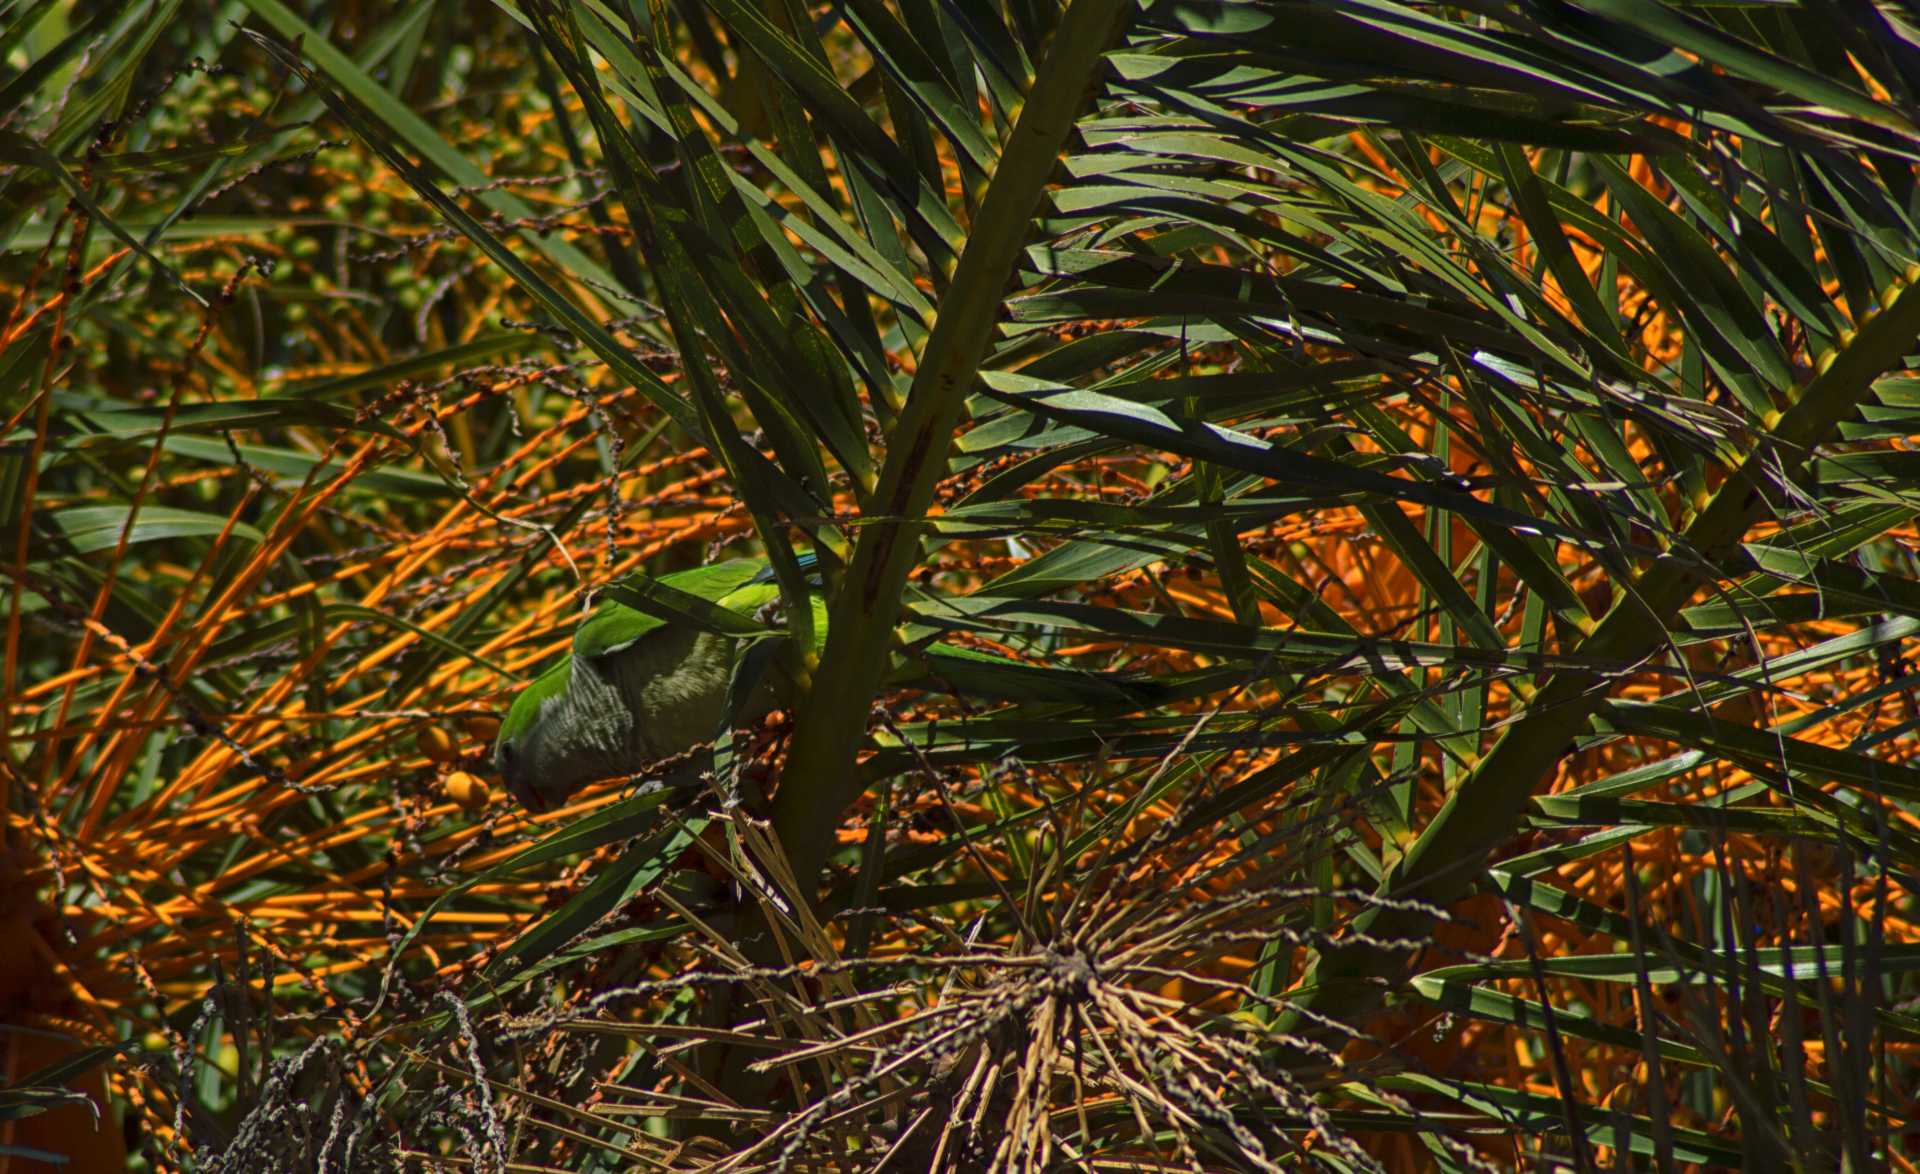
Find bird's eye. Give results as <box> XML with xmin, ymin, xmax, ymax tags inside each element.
<box><xmin>501</xmin><ymin>744</ymin><xmax>516</xmax><ymax>765</ymax></box>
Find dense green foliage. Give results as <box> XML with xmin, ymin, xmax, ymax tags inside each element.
<box><xmin>8</xmin><ymin>0</ymin><xmax>1920</xmax><ymax>1169</ymax></box>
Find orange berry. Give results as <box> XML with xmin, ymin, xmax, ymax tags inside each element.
<box><xmin>443</xmin><ymin>771</ymin><xmax>489</xmax><ymax>809</ymax></box>
<box><xmin>417</xmin><ymin>726</ymin><xmax>459</xmax><ymax>764</ymax></box>
<box><xmin>463</xmin><ymin>714</ymin><xmax>501</xmax><ymax>745</ymax></box>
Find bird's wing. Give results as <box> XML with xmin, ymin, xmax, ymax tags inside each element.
<box><xmin>572</xmin><ymin>604</ymin><xmax>668</xmax><ymax>662</ymax></box>
<box><xmin>714</xmin><ymin>579</ymin><xmax>832</xmax><ymax>652</ymax></box>
<box><xmin>573</xmin><ymin>558</ymin><xmax>771</xmax><ymax>660</ymax></box>
<box><xmin>748</xmin><ymin>548</ymin><xmax>820</xmax><ymax>584</ymax></box>
<box><xmin>663</xmin><ymin>557</ymin><xmax>778</xmax><ymax>601</ymax></box>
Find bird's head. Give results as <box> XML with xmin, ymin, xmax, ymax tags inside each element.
<box><xmin>493</xmin><ymin>657</ymin><xmax>599</xmax><ymax>814</ymax></box>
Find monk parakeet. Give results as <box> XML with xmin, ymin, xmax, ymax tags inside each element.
<box><xmin>493</xmin><ymin>555</ymin><xmax>1178</xmax><ymax>812</ymax></box>
<box><xmin>494</xmin><ymin>557</ymin><xmax>815</xmax><ymax>812</ymax></box>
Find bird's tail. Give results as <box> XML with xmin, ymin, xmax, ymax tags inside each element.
<box><xmin>748</xmin><ymin>549</ymin><xmax>821</xmax><ymax>586</ymax></box>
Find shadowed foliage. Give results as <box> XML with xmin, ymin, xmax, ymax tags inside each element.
<box><xmin>6</xmin><ymin>0</ymin><xmax>1920</xmax><ymax>1169</ymax></box>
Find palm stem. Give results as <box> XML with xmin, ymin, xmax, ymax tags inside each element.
<box><xmin>770</xmin><ymin>0</ymin><xmax>1136</xmax><ymax>894</ymax></box>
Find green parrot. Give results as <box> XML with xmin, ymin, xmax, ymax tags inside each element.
<box><xmin>493</xmin><ymin>557</ymin><xmax>814</xmax><ymax>813</ymax></box>
<box><xmin>493</xmin><ymin>554</ymin><xmax>1178</xmax><ymax>812</ymax></box>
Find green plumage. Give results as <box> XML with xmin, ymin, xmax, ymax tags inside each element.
<box><xmin>492</xmin><ymin>556</ymin><xmax>1172</xmax><ymax>812</ymax></box>
<box><xmin>494</xmin><ymin>559</ymin><xmax>808</xmax><ymax>812</ymax></box>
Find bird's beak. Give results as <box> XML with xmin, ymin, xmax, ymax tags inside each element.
<box><xmin>505</xmin><ymin>776</ymin><xmax>550</xmax><ymax>814</ymax></box>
